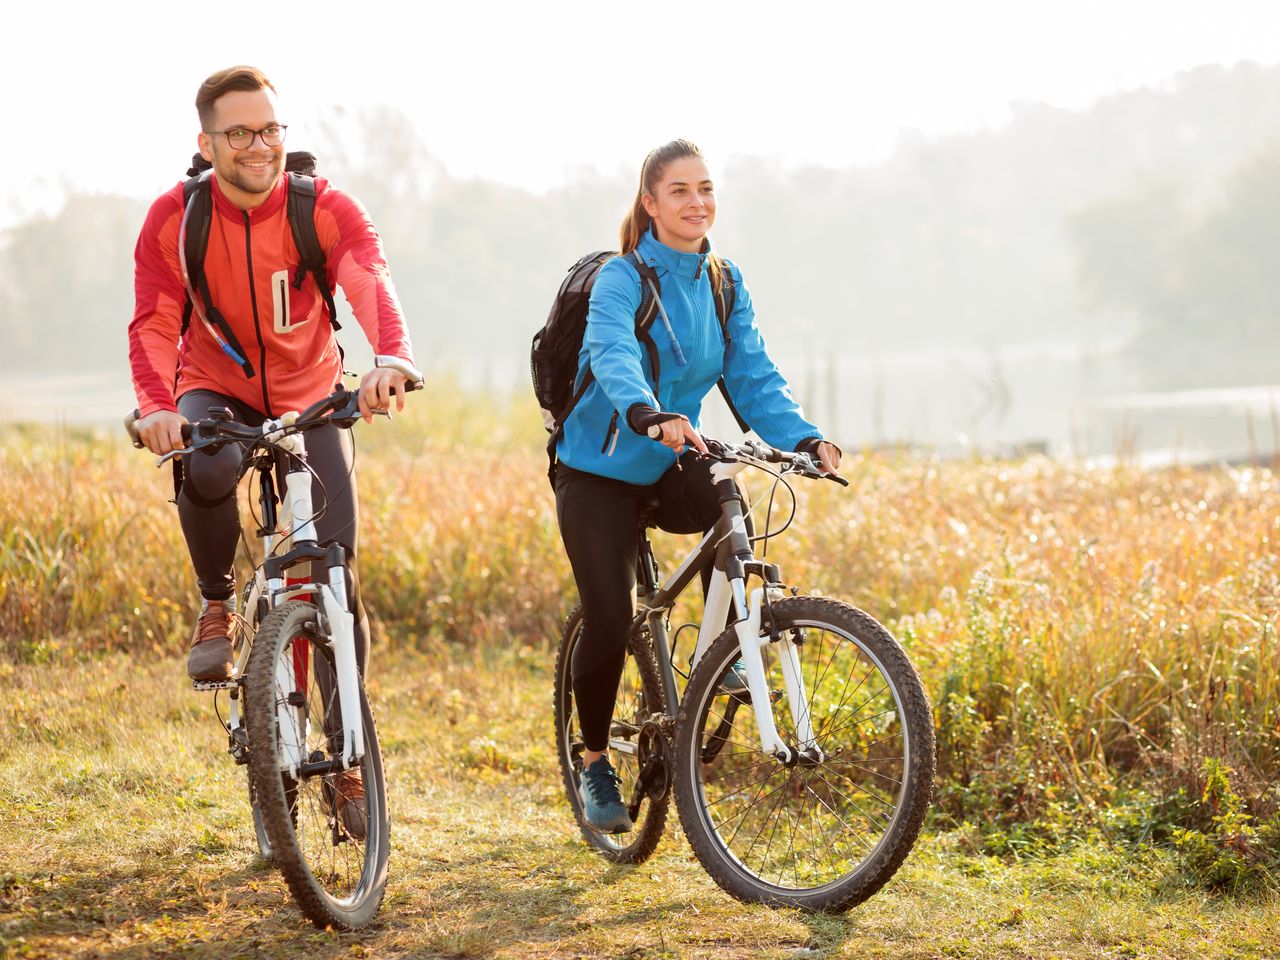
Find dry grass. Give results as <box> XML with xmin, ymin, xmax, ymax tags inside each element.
<box><xmin>2</xmin><ymin>647</ymin><xmax>1278</xmax><ymax>959</ymax></box>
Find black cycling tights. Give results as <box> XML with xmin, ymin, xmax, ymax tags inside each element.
<box><xmin>175</xmin><ymin>389</ymin><xmax>369</xmax><ymax>672</ymax></box>
<box><xmin>555</xmin><ymin>452</ymin><xmax>726</xmax><ymax>752</ymax></box>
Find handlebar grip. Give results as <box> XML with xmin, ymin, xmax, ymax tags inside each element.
<box><xmin>180</xmin><ymin>423</ymin><xmax>193</xmax><ymax>443</ymax></box>
<box><xmin>124</xmin><ymin>409</ymin><xmax>143</xmax><ymax>448</ymax></box>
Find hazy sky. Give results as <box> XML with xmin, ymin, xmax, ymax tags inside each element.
<box><xmin>4</xmin><ymin>0</ymin><xmax>1279</xmax><ymax>225</ymax></box>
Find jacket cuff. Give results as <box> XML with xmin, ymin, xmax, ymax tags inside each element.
<box><xmin>794</xmin><ymin>436</ymin><xmax>841</xmax><ymax>458</ymax></box>
<box><xmin>627</xmin><ymin>403</ymin><xmax>683</xmax><ymax>436</ymax></box>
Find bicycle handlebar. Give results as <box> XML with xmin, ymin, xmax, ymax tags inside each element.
<box><xmin>125</xmin><ymin>359</ymin><xmax>425</xmax><ymax>455</ymax></box>
<box><xmin>645</xmin><ymin>425</ymin><xmax>849</xmax><ymax>486</ymax></box>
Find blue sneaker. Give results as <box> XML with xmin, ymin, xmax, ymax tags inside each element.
<box><xmin>580</xmin><ymin>757</ymin><xmax>633</xmax><ymax>834</ymax></box>
<box><xmin>717</xmin><ymin>659</ymin><xmax>750</xmax><ymax>696</ymax></box>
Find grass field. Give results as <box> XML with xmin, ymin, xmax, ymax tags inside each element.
<box><xmin>2</xmin><ymin>388</ymin><xmax>1280</xmax><ymax>956</ymax></box>
<box><xmin>3</xmin><ymin>648</ymin><xmax>1279</xmax><ymax>960</ymax></box>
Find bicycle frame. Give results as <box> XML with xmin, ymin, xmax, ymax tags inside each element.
<box><xmin>251</xmin><ymin>419</ymin><xmax>366</xmax><ymax>774</ymax></box>
<box><xmin>205</xmin><ymin>415</ymin><xmax>365</xmax><ymax>778</ymax></box>
<box><xmin>633</xmin><ymin>456</ymin><xmax>820</xmax><ymax>764</ymax></box>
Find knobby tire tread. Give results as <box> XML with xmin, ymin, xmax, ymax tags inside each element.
<box><xmin>673</xmin><ymin>596</ymin><xmax>935</xmax><ymax>912</ymax></box>
<box><xmin>245</xmin><ymin>600</ymin><xmax>389</xmax><ymax>930</ymax></box>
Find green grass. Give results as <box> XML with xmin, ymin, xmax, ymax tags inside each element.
<box><xmin>2</xmin><ymin>648</ymin><xmax>1278</xmax><ymax>959</ymax></box>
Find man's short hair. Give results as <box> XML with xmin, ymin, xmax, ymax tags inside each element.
<box><xmin>196</xmin><ymin>66</ymin><xmax>277</xmax><ymax>131</ymax></box>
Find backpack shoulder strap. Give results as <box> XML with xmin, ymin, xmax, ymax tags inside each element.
<box><xmin>711</xmin><ymin>256</ymin><xmax>750</xmax><ymax>433</ymax></box>
<box><xmin>179</xmin><ymin>172</ymin><xmax>255</xmax><ymax>378</ymax></box>
<box><xmin>624</xmin><ymin>250</ymin><xmax>662</xmax><ymax>387</ymax></box>
<box><xmin>285</xmin><ymin>172</ymin><xmax>341</xmax><ymax>331</ymax></box>
<box><xmin>712</xmin><ymin>256</ymin><xmax>737</xmax><ymax>340</ymax></box>
<box><xmin>179</xmin><ymin>174</ymin><xmax>213</xmax><ymax>338</ymax></box>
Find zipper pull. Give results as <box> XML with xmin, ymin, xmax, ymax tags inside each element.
<box><xmin>695</xmin><ymin>258</ymin><xmax>703</xmax><ymax>281</ymax></box>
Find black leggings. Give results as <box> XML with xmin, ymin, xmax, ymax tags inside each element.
<box><xmin>176</xmin><ymin>389</ymin><xmax>369</xmax><ymax>672</ymax></box>
<box><xmin>555</xmin><ymin>452</ymin><xmax>725</xmax><ymax>752</ymax></box>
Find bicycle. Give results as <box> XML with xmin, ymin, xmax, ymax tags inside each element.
<box><xmin>125</xmin><ymin>360</ymin><xmax>421</xmax><ymax>930</ymax></box>
<box><xmin>553</xmin><ymin>436</ymin><xmax>935</xmax><ymax>912</ymax></box>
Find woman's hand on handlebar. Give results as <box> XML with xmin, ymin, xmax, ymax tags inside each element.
<box><xmin>136</xmin><ymin>410</ymin><xmax>189</xmax><ymax>456</ymax></box>
<box><xmin>815</xmin><ymin>440</ymin><xmax>842</xmax><ymax>477</ymax></box>
<box><xmin>648</xmin><ymin>416</ymin><xmax>709</xmax><ymax>456</ymax></box>
<box><xmin>357</xmin><ymin>367</ymin><xmax>408</xmax><ymax>423</ymax></box>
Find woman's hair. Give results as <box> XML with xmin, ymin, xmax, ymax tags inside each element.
<box><xmin>620</xmin><ymin>139</ymin><xmax>725</xmax><ymax>294</ymax></box>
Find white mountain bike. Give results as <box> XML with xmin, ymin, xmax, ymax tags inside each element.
<box><xmin>126</xmin><ymin>361</ymin><xmax>421</xmax><ymax>930</ymax></box>
<box><xmin>554</xmin><ymin>437</ymin><xmax>935</xmax><ymax>912</ymax></box>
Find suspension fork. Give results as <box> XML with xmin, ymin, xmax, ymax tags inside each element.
<box><xmin>707</xmin><ymin>475</ymin><xmax>819</xmax><ymax>764</ymax></box>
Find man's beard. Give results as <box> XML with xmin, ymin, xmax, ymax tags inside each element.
<box><xmin>220</xmin><ymin>154</ymin><xmax>285</xmax><ymax>196</ymax></box>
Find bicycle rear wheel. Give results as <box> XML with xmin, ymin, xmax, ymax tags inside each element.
<box><xmin>673</xmin><ymin>596</ymin><xmax>934</xmax><ymax>912</ymax></box>
<box><xmin>554</xmin><ymin>604</ymin><xmax>670</xmax><ymax>863</ymax></box>
<box><xmin>245</xmin><ymin>600</ymin><xmax>389</xmax><ymax>929</ymax></box>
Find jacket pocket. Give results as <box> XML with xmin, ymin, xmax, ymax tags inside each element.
<box><xmin>600</xmin><ymin>410</ymin><xmax>620</xmax><ymax>455</ymax></box>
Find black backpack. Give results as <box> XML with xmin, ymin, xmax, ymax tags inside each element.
<box><xmin>179</xmin><ymin>151</ymin><xmax>340</xmax><ymax>379</ymax></box>
<box><xmin>530</xmin><ymin>249</ymin><xmax>749</xmax><ymax>472</ymax></box>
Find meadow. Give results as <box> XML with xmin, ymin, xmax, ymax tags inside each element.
<box><xmin>2</xmin><ymin>387</ymin><xmax>1279</xmax><ymax>958</ymax></box>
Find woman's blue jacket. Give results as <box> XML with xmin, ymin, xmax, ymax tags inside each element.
<box><xmin>556</xmin><ymin>228</ymin><xmax>821</xmax><ymax>484</ymax></box>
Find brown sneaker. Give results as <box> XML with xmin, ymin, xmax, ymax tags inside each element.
<box><xmin>327</xmin><ymin>769</ymin><xmax>368</xmax><ymax>841</ymax></box>
<box><xmin>187</xmin><ymin>600</ymin><xmax>234</xmax><ymax>681</ymax></box>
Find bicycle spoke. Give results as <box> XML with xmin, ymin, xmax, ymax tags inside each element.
<box><xmin>701</xmin><ymin>754</ymin><xmax>782</xmax><ymax>785</ymax></box>
<box><xmin>801</xmin><ymin>781</ymin><xmax>875</xmax><ymax>854</ymax></box>
<box><xmin>819</xmin><ymin>704</ymin><xmax>898</xmax><ymax>746</ymax></box>
<box><xmin>821</xmin><ymin>765</ymin><xmax>898</xmax><ymax>810</ymax></box>
<box><xmin>810</xmin><ymin>768</ymin><xmax>893</xmax><ymax>833</ymax></box>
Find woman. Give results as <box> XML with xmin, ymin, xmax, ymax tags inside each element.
<box><xmin>555</xmin><ymin>139</ymin><xmax>841</xmax><ymax>833</ymax></box>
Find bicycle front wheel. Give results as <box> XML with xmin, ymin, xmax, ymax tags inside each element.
<box><xmin>245</xmin><ymin>600</ymin><xmax>389</xmax><ymax>930</ymax></box>
<box><xmin>673</xmin><ymin>596</ymin><xmax>934</xmax><ymax>912</ymax></box>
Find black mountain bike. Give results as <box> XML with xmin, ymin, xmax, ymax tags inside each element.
<box><xmin>554</xmin><ymin>438</ymin><xmax>935</xmax><ymax>912</ymax></box>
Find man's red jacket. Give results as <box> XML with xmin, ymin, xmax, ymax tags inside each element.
<box><xmin>130</xmin><ymin>174</ymin><xmax>414</xmax><ymax>418</ymax></box>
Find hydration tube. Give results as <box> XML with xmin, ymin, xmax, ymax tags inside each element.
<box><xmin>177</xmin><ymin>172</ymin><xmax>249</xmax><ymax>368</ymax></box>
<box><xmin>644</xmin><ymin>276</ymin><xmax>688</xmax><ymax>367</ymax></box>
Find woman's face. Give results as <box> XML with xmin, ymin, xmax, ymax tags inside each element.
<box><xmin>641</xmin><ymin>156</ymin><xmax>716</xmax><ymax>253</ymax></box>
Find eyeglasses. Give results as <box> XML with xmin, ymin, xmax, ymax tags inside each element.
<box><xmin>205</xmin><ymin>124</ymin><xmax>288</xmax><ymax>149</ymax></box>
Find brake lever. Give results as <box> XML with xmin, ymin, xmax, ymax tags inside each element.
<box><xmin>157</xmin><ymin>446</ymin><xmax>193</xmax><ymax>467</ymax></box>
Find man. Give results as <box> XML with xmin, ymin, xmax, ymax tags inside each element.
<box><xmin>129</xmin><ymin>66</ymin><xmax>417</xmax><ymax>836</ymax></box>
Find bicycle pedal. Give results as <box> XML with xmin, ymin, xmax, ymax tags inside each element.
<box><xmin>192</xmin><ymin>679</ymin><xmax>238</xmax><ymax>691</ymax></box>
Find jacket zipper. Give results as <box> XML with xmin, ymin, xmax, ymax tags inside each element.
<box><xmin>243</xmin><ymin>211</ymin><xmax>271</xmax><ymax>415</ymax></box>
<box><xmin>667</xmin><ymin>272</ymin><xmax>709</xmax><ymax>414</ymax></box>
<box><xmin>600</xmin><ymin>410</ymin><xmax>619</xmax><ymax>454</ymax></box>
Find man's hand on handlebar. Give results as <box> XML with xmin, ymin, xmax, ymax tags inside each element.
<box><xmin>135</xmin><ymin>410</ymin><xmax>189</xmax><ymax>456</ymax></box>
<box><xmin>357</xmin><ymin>367</ymin><xmax>408</xmax><ymax>424</ymax></box>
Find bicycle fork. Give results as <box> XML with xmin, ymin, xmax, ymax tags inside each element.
<box><xmin>708</xmin><ymin>472</ymin><xmax>820</xmax><ymax>766</ymax></box>
<box><xmin>264</xmin><ymin>456</ymin><xmax>366</xmax><ymax>777</ymax></box>
<box><xmin>731</xmin><ymin>585</ymin><xmax>822</xmax><ymax>764</ymax></box>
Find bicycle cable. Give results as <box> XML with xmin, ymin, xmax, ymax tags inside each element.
<box><xmin>742</xmin><ymin>459</ymin><xmax>799</xmax><ymax>558</ymax></box>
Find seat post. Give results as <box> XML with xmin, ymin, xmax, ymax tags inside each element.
<box><xmin>637</xmin><ymin>528</ymin><xmax>660</xmax><ymax>598</ymax></box>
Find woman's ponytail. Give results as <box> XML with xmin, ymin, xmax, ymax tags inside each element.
<box><xmin>619</xmin><ymin>193</ymin><xmax>650</xmax><ymax>255</ymax></box>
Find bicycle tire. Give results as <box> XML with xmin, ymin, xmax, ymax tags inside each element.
<box><xmin>553</xmin><ymin>604</ymin><xmax>670</xmax><ymax>864</ymax></box>
<box><xmin>673</xmin><ymin>596</ymin><xmax>934</xmax><ymax>912</ymax></box>
<box><xmin>245</xmin><ymin>600</ymin><xmax>389</xmax><ymax>929</ymax></box>
<box><xmin>237</xmin><ymin>579</ymin><xmax>274</xmax><ymax>864</ymax></box>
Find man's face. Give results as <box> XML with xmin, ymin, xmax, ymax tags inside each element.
<box><xmin>198</xmin><ymin>88</ymin><xmax>285</xmax><ymax>198</ymax></box>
